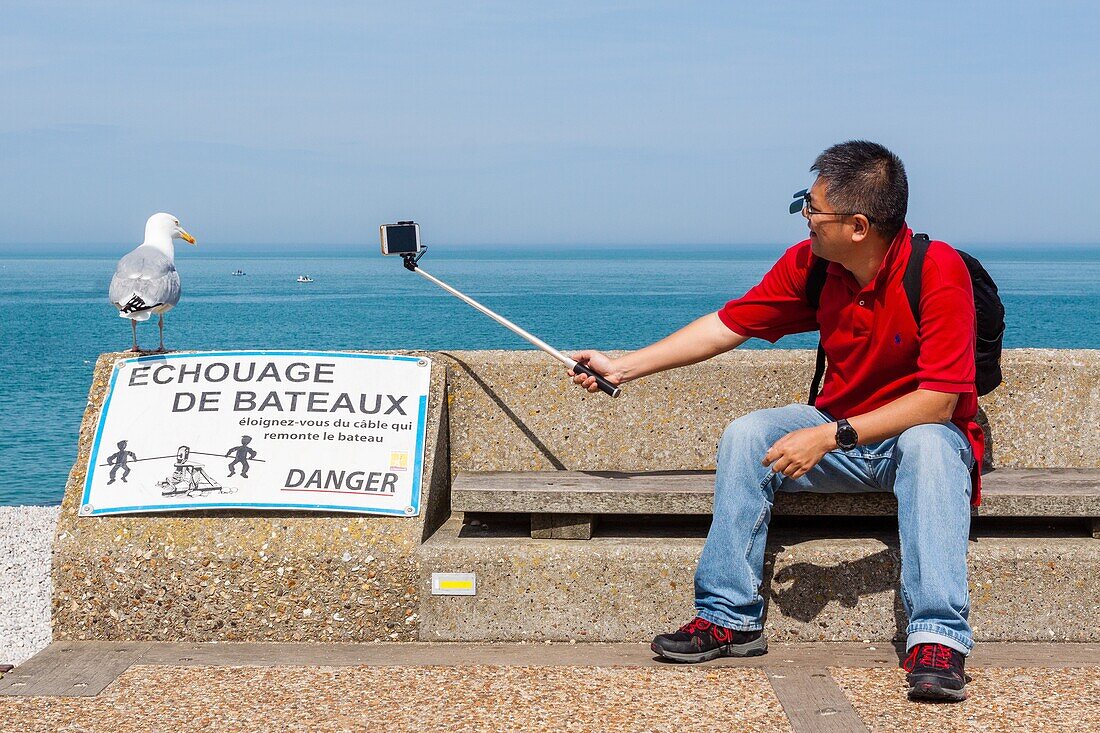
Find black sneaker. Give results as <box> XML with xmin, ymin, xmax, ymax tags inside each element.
<box><xmin>651</xmin><ymin>616</ymin><xmax>767</xmax><ymax>663</ymax></box>
<box><xmin>902</xmin><ymin>643</ymin><xmax>968</xmax><ymax>702</ymax></box>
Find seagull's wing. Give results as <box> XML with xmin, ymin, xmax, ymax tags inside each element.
<box><xmin>109</xmin><ymin>246</ymin><xmax>181</xmax><ymax>321</ymax></box>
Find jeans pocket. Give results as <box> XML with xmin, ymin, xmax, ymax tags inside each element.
<box><xmin>961</xmin><ymin>446</ymin><xmax>975</xmax><ymax>472</ymax></box>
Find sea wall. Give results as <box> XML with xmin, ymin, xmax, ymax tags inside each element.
<box><xmin>51</xmin><ymin>351</ymin><xmax>449</xmax><ymax>643</ymax></box>
<box><xmin>47</xmin><ymin>348</ymin><xmax>1099</xmax><ymax>643</ymax></box>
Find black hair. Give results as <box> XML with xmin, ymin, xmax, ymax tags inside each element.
<box><xmin>811</xmin><ymin>140</ymin><xmax>908</xmax><ymax>239</ymax></box>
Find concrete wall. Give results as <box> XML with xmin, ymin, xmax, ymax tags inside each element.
<box><xmin>52</xmin><ymin>351</ymin><xmax>449</xmax><ymax>643</ymax></box>
<box><xmin>419</xmin><ymin>530</ymin><xmax>1100</xmax><ymax>643</ymax></box>
<box><xmin>444</xmin><ymin>349</ymin><xmax>1100</xmax><ymax>473</ymax></box>
<box><xmin>52</xmin><ymin>349</ymin><xmax>1098</xmax><ymax>643</ymax></box>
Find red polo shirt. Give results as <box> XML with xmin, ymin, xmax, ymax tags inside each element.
<box><xmin>718</xmin><ymin>227</ymin><xmax>984</xmax><ymax>505</ymax></box>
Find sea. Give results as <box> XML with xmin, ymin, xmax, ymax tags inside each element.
<box><xmin>2</xmin><ymin>244</ymin><xmax>1098</xmax><ymax>505</ymax></box>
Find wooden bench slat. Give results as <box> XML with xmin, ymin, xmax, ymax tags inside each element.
<box><xmin>452</xmin><ymin>469</ymin><xmax>1100</xmax><ymax>517</ymax></box>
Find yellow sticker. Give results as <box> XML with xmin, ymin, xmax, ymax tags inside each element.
<box><xmin>389</xmin><ymin>451</ymin><xmax>409</xmax><ymax>471</ymax></box>
<box><xmin>431</xmin><ymin>572</ymin><xmax>477</xmax><ymax>595</ymax></box>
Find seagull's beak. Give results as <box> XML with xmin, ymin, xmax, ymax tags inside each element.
<box><xmin>178</xmin><ymin>229</ymin><xmax>196</xmax><ymax>245</ymax></box>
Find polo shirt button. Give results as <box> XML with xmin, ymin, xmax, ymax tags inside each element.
<box><xmin>859</xmin><ymin>299</ymin><xmax>866</xmax><ymax>306</ymax></box>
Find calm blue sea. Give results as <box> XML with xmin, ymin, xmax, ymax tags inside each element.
<box><xmin>2</xmin><ymin>245</ymin><xmax>1098</xmax><ymax>505</ymax></box>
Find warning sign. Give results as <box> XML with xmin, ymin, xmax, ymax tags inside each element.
<box><xmin>80</xmin><ymin>351</ymin><xmax>431</xmax><ymax>517</ymax></box>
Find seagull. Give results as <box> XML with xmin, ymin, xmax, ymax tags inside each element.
<box><xmin>108</xmin><ymin>213</ymin><xmax>196</xmax><ymax>352</ymax></box>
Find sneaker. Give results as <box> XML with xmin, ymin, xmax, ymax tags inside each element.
<box><xmin>902</xmin><ymin>643</ymin><xmax>968</xmax><ymax>702</ymax></box>
<box><xmin>651</xmin><ymin>616</ymin><xmax>767</xmax><ymax>663</ymax></box>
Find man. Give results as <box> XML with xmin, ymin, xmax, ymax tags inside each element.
<box><xmin>570</xmin><ymin>141</ymin><xmax>982</xmax><ymax>702</ymax></box>
<box><xmin>107</xmin><ymin>440</ymin><xmax>137</xmax><ymax>484</ymax></box>
<box><xmin>226</xmin><ymin>435</ymin><xmax>257</xmax><ymax>478</ymax></box>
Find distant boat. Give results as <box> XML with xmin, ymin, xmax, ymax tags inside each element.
<box><xmin>296</xmin><ymin>275</ymin><xmax>314</xmax><ymax>283</ymax></box>
<box><xmin>231</xmin><ymin>269</ymin><xmax>246</xmax><ymax>276</ymax></box>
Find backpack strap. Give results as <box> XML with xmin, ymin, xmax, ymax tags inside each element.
<box><xmin>805</xmin><ymin>256</ymin><xmax>829</xmax><ymax>406</ymax></box>
<box><xmin>805</xmin><ymin>256</ymin><xmax>829</xmax><ymax>309</ymax></box>
<box><xmin>808</xmin><ymin>343</ymin><xmax>826</xmax><ymax>406</ymax></box>
<box><xmin>904</xmin><ymin>233</ymin><xmax>930</xmax><ymax>326</ymax></box>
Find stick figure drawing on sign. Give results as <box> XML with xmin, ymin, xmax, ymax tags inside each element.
<box><xmin>226</xmin><ymin>436</ymin><xmax>257</xmax><ymax>478</ymax></box>
<box><xmin>106</xmin><ymin>440</ymin><xmax>137</xmax><ymax>484</ymax></box>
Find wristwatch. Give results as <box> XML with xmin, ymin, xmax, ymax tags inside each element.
<box><xmin>835</xmin><ymin>419</ymin><xmax>858</xmax><ymax>450</ymax></box>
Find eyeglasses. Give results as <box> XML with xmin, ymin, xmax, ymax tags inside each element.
<box><xmin>789</xmin><ymin>189</ymin><xmax>877</xmax><ymax>222</ymax></box>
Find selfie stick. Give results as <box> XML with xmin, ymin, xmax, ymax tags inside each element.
<box><xmin>400</xmin><ymin>250</ymin><xmax>621</xmax><ymax>397</ymax></box>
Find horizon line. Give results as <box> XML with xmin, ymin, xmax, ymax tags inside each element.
<box><xmin>3</xmin><ymin>240</ymin><xmax>1100</xmax><ymax>252</ymax></box>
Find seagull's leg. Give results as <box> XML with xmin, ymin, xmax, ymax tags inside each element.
<box><xmin>129</xmin><ymin>319</ymin><xmax>140</xmax><ymax>352</ymax></box>
<box><xmin>156</xmin><ymin>314</ymin><xmax>166</xmax><ymax>353</ymax></box>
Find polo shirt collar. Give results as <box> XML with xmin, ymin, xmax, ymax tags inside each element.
<box><xmin>871</xmin><ymin>225</ymin><xmax>911</xmax><ymax>289</ymax></box>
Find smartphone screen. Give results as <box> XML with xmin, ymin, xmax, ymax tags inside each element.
<box><xmin>383</xmin><ymin>224</ymin><xmax>420</xmax><ymax>254</ymax></box>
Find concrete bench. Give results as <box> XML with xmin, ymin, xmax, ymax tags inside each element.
<box><xmin>418</xmin><ymin>350</ymin><xmax>1100</xmax><ymax>642</ymax></box>
<box><xmin>453</xmin><ymin>469</ymin><xmax>1100</xmax><ymax>539</ymax></box>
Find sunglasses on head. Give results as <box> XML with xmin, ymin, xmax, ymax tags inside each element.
<box><xmin>790</xmin><ymin>189</ymin><xmax>877</xmax><ymax>222</ymax></box>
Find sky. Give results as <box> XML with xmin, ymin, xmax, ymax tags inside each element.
<box><xmin>1</xmin><ymin>1</ymin><xmax>1098</xmax><ymax>249</ymax></box>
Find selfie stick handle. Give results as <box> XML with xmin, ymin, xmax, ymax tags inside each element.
<box><xmin>408</xmin><ymin>263</ymin><xmax>621</xmax><ymax>398</ymax></box>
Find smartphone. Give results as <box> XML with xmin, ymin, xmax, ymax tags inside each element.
<box><xmin>380</xmin><ymin>222</ymin><xmax>422</xmax><ymax>256</ymax></box>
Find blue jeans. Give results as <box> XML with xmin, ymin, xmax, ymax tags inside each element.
<box><xmin>695</xmin><ymin>404</ymin><xmax>975</xmax><ymax>654</ymax></box>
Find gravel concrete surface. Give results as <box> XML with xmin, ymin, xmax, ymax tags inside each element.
<box><xmin>0</xmin><ymin>664</ymin><xmax>791</xmax><ymax>733</ymax></box>
<box><xmin>0</xmin><ymin>506</ymin><xmax>59</xmax><ymax>666</ymax></box>
<box><xmin>4</xmin><ymin>663</ymin><xmax>1100</xmax><ymax>732</ymax></box>
<box><xmin>833</xmin><ymin>666</ymin><xmax>1100</xmax><ymax>732</ymax></box>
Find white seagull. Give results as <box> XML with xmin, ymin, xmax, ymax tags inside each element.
<box><xmin>109</xmin><ymin>213</ymin><xmax>196</xmax><ymax>352</ymax></box>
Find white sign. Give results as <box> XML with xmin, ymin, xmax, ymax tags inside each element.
<box><xmin>81</xmin><ymin>351</ymin><xmax>431</xmax><ymax>517</ymax></box>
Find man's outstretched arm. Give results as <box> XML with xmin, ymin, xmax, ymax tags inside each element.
<box><xmin>569</xmin><ymin>312</ymin><xmax>748</xmax><ymax>392</ymax></box>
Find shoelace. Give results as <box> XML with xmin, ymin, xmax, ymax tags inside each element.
<box><xmin>921</xmin><ymin>644</ymin><xmax>955</xmax><ymax>670</ymax></box>
<box><xmin>679</xmin><ymin>617</ymin><xmax>712</xmax><ymax>635</ymax></box>
<box><xmin>679</xmin><ymin>617</ymin><xmax>734</xmax><ymax>642</ymax></box>
<box><xmin>903</xmin><ymin>643</ymin><xmax>956</xmax><ymax>671</ymax></box>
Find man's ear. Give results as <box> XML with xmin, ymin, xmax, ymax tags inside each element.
<box><xmin>850</xmin><ymin>214</ymin><xmax>871</xmax><ymax>243</ymax></box>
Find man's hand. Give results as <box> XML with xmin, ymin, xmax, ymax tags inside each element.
<box><xmin>568</xmin><ymin>350</ymin><xmax>623</xmax><ymax>393</ymax></box>
<box><xmin>761</xmin><ymin>423</ymin><xmax>837</xmax><ymax>479</ymax></box>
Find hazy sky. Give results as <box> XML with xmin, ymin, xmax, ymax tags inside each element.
<box><xmin>2</xmin><ymin>1</ymin><xmax>1097</xmax><ymax>248</ymax></box>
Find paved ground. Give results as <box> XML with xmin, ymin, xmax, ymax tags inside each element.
<box><xmin>1</xmin><ymin>642</ymin><xmax>1097</xmax><ymax>732</ymax></box>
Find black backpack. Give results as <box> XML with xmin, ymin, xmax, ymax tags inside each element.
<box><xmin>806</xmin><ymin>233</ymin><xmax>1005</xmax><ymax>406</ymax></box>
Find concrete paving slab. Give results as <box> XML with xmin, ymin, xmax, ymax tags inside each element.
<box><xmin>833</xmin><ymin>666</ymin><xmax>1100</xmax><ymax>733</ymax></box>
<box><xmin>4</xmin><ymin>641</ymin><xmax>1098</xmax><ymax>700</ymax></box>
<box><xmin>768</xmin><ymin>668</ymin><xmax>867</xmax><ymax>733</ymax></box>
<box><xmin>0</xmin><ymin>642</ymin><xmax>151</xmax><ymax>697</ymax></box>
<box><xmin>0</xmin><ymin>664</ymin><xmax>792</xmax><ymax>733</ymax></box>
<box><xmin>2</xmin><ymin>653</ymin><xmax>1099</xmax><ymax>732</ymax></box>
<box><xmin>2</xmin><ymin>642</ymin><xmax>1097</xmax><ymax>731</ymax></box>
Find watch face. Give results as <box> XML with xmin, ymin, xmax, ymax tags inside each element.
<box><xmin>837</xmin><ymin>422</ymin><xmax>858</xmax><ymax>448</ymax></box>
